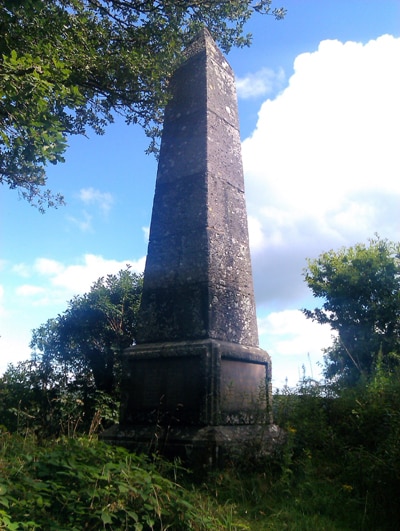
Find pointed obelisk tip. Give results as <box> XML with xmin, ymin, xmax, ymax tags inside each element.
<box><xmin>191</xmin><ymin>26</ymin><xmax>213</xmax><ymax>44</ymax></box>
<box><xmin>184</xmin><ymin>26</ymin><xmax>217</xmax><ymax>59</ymax></box>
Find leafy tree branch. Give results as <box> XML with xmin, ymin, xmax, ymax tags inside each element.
<box><xmin>0</xmin><ymin>0</ymin><xmax>285</xmax><ymax>211</ymax></box>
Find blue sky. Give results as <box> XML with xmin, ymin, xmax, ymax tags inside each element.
<box><xmin>1</xmin><ymin>0</ymin><xmax>400</xmax><ymax>388</ymax></box>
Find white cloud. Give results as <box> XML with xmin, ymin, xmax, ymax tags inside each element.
<box><xmin>259</xmin><ymin>310</ymin><xmax>334</xmax><ymax>356</ymax></box>
<box><xmin>79</xmin><ymin>187</ymin><xmax>114</xmax><ymax>214</ymax></box>
<box><xmin>67</xmin><ymin>211</ymin><xmax>93</xmax><ymax>232</ymax></box>
<box><xmin>12</xmin><ymin>263</ymin><xmax>31</xmax><ymax>277</ymax></box>
<box><xmin>258</xmin><ymin>310</ymin><xmax>335</xmax><ymax>389</ymax></box>
<box><xmin>9</xmin><ymin>254</ymin><xmax>146</xmax><ymax>312</ymax></box>
<box><xmin>244</xmin><ymin>34</ymin><xmax>400</xmax><ymax>308</ymax></box>
<box><xmin>236</xmin><ymin>67</ymin><xmax>285</xmax><ymax>99</ymax></box>
<box><xmin>248</xmin><ymin>215</ymin><xmax>265</xmax><ymax>251</ymax></box>
<box><xmin>12</xmin><ymin>254</ymin><xmax>144</xmax><ymax>305</ymax></box>
<box><xmin>49</xmin><ymin>254</ymin><xmax>145</xmax><ymax>294</ymax></box>
<box><xmin>69</xmin><ymin>188</ymin><xmax>114</xmax><ymax>232</ymax></box>
<box><xmin>0</xmin><ymin>255</ymin><xmax>146</xmax><ymax>374</ymax></box>
<box><xmin>142</xmin><ymin>226</ymin><xmax>150</xmax><ymax>243</ymax></box>
<box><xmin>34</xmin><ymin>258</ymin><xmax>65</xmax><ymax>276</ymax></box>
<box><xmin>0</xmin><ymin>334</ymin><xmax>31</xmax><ymax>374</ymax></box>
<box><xmin>16</xmin><ymin>285</ymin><xmax>46</xmax><ymax>297</ymax></box>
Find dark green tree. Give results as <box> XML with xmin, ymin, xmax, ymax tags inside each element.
<box><xmin>303</xmin><ymin>236</ymin><xmax>400</xmax><ymax>384</ymax></box>
<box><xmin>0</xmin><ymin>0</ymin><xmax>285</xmax><ymax>211</ymax></box>
<box><xmin>30</xmin><ymin>268</ymin><xmax>143</xmax><ymax>396</ymax></box>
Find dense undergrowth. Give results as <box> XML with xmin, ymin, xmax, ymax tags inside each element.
<box><xmin>0</xmin><ymin>434</ymin><xmax>243</xmax><ymax>530</ymax></box>
<box><xmin>1</xmin><ymin>369</ymin><xmax>399</xmax><ymax>530</ymax></box>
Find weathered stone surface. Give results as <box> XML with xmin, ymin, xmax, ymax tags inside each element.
<box><xmin>120</xmin><ymin>339</ymin><xmax>270</xmax><ymax>428</ymax></box>
<box><xmin>102</xmin><ymin>424</ymin><xmax>284</xmax><ymax>469</ymax></box>
<box><xmin>136</xmin><ymin>28</ymin><xmax>258</xmax><ymax>346</ymax></box>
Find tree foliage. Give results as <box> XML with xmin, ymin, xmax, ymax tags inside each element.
<box><xmin>0</xmin><ymin>359</ymin><xmax>119</xmax><ymax>436</ymax></box>
<box><xmin>0</xmin><ymin>0</ymin><xmax>285</xmax><ymax>211</ymax></box>
<box><xmin>30</xmin><ymin>268</ymin><xmax>143</xmax><ymax>396</ymax></box>
<box><xmin>303</xmin><ymin>236</ymin><xmax>400</xmax><ymax>384</ymax></box>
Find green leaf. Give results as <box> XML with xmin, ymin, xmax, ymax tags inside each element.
<box><xmin>101</xmin><ymin>511</ymin><xmax>113</xmax><ymax>524</ymax></box>
<box><xmin>0</xmin><ymin>497</ymin><xmax>9</xmax><ymax>509</ymax></box>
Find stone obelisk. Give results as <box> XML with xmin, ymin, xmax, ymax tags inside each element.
<box><xmin>103</xmin><ymin>29</ymin><xmax>274</xmax><ymax>464</ymax></box>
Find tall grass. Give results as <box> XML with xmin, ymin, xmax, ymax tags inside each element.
<box><xmin>1</xmin><ymin>368</ymin><xmax>399</xmax><ymax>529</ymax></box>
<box><xmin>199</xmin><ymin>370</ymin><xmax>400</xmax><ymax>530</ymax></box>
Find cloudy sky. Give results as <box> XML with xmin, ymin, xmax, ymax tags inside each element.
<box><xmin>1</xmin><ymin>1</ymin><xmax>399</xmax><ymax>388</ymax></box>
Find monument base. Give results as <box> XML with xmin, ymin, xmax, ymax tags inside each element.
<box><xmin>100</xmin><ymin>423</ymin><xmax>284</xmax><ymax>469</ymax></box>
<box><xmin>118</xmin><ymin>339</ymin><xmax>272</xmax><ymax>427</ymax></box>
<box><xmin>100</xmin><ymin>338</ymin><xmax>279</xmax><ymax>468</ymax></box>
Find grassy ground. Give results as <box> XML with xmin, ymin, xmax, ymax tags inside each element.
<box><xmin>1</xmin><ymin>374</ymin><xmax>399</xmax><ymax>529</ymax></box>
<box><xmin>0</xmin><ymin>433</ymin><xmax>367</xmax><ymax>530</ymax></box>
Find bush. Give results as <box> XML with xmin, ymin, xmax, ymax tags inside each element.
<box><xmin>0</xmin><ymin>434</ymin><xmax>245</xmax><ymax>530</ymax></box>
<box><xmin>0</xmin><ymin>361</ymin><xmax>119</xmax><ymax>438</ymax></box>
<box><xmin>1</xmin><ymin>361</ymin><xmax>399</xmax><ymax>529</ymax></box>
<box><xmin>272</xmin><ymin>372</ymin><xmax>400</xmax><ymax>530</ymax></box>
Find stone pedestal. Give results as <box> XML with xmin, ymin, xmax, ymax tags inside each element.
<box><xmin>102</xmin><ymin>424</ymin><xmax>283</xmax><ymax>469</ymax></box>
<box><xmin>102</xmin><ymin>341</ymin><xmax>273</xmax><ymax>466</ymax></box>
<box><xmin>120</xmin><ymin>340</ymin><xmax>271</xmax><ymax>427</ymax></box>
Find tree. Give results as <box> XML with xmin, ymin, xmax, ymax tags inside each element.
<box><xmin>303</xmin><ymin>237</ymin><xmax>400</xmax><ymax>384</ymax></box>
<box><xmin>30</xmin><ymin>268</ymin><xmax>143</xmax><ymax>396</ymax></box>
<box><xmin>0</xmin><ymin>0</ymin><xmax>285</xmax><ymax>211</ymax></box>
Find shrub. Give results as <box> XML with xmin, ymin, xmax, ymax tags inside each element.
<box><xmin>272</xmin><ymin>372</ymin><xmax>400</xmax><ymax>530</ymax></box>
<box><xmin>0</xmin><ymin>434</ymin><xmax>245</xmax><ymax>530</ymax></box>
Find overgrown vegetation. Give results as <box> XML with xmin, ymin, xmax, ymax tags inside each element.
<box><xmin>1</xmin><ymin>236</ymin><xmax>399</xmax><ymax>528</ymax></box>
<box><xmin>0</xmin><ymin>435</ymin><xmax>246</xmax><ymax>530</ymax></box>
<box><xmin>30</xmin><ymin>268</ymin><xmax>143</xmax><ymax>398</ymax></box>
<box><xmin>197</xmin><ymin>368</ymin><xmax>399</xmax><ymax>531</ymax></box>
<box><xmin>1</xmin><ymin>369</ymin><xmax>399</xmax><ymax>529</ymax></box>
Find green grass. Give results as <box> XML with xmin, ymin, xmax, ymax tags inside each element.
<box><xmin>0</xmin><ymin>432</ymin><xmax>383</xmax><ymax>530</ymax></box>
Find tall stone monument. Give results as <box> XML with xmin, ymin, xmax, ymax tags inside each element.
<box><xmin>102</xmin><ymin>29</ymin><xmax>275</xmax><ymax>464</ymax></box>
